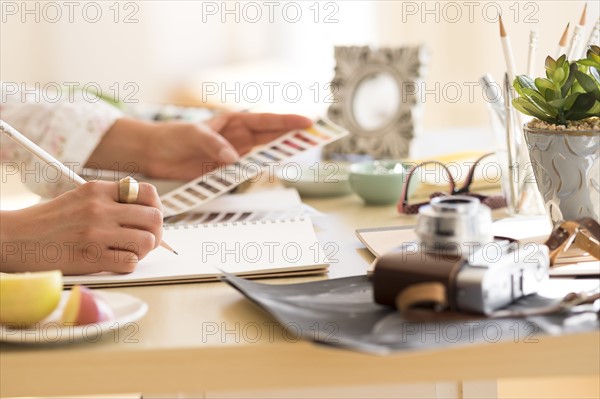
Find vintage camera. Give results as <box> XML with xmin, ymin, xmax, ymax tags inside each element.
<box><xmin>374</xmin><ymin>196</ymin><xmax>550</xmax><ymax>315</ymax></box>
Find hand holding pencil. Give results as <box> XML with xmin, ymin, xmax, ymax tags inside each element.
<box><xmin>0</xmin><ymin>179</ymin><xmax>166</xmax><ymax>275</ymax></box>
<box><xmin>0</xmin><ymin>120</ymin><xmax>176</xmax><ymax>275</ymax></box>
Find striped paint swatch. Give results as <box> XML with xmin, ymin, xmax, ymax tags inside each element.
<box><xmin>160</xmin><ymin>118</ymin><xmax>348</xmax><ymax>217</ymax></box>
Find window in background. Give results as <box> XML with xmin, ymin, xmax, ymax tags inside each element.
<box><xmin>1</xmin><ymin>1</ymin><xmax>597</xmax><ymax>128</ymax></box>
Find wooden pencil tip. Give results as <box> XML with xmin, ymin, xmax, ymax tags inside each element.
<box><xmin>579</xmin><ymin>4</ymin><xmax>587</xmax><ymax>26</ymax></box>
<box><xmin>160</xmin><ymin>241</ymin><xmax>178</xmax><ymax>255</ymax></box>
<box><xmin>559</xmin><ymin>23</ymin><xmax>570</xmax><ymax>46</ymax></box>
<box><xmin>499</xmin><ymin>15</ymin><xmax>507</xmax><ymax>37</ymax></box>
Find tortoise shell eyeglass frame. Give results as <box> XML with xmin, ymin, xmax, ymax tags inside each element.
<box><xmin>397</xmin><ymin>152</ymin><xmax>507</xmax><ymax>215</ymax></box>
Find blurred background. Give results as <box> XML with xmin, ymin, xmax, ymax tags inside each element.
<box><xmin>2</xmin><ymin>0</ymin><xmax>598</xmax><ymax>129</ymax></box>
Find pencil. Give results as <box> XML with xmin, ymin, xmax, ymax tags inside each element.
<box><xmin>567</xmin><ymin>4</ymin><xmax>587</xmax><ymax>60</ymax></box>
<box><xmin>557</xmin><ymin>23</ymin><xmax>570</xmax><ymax>58</ymax></box>
<box><xmin>0</xmin><ymin>120</ymin><xmax>87</xmax><ymax>185</ymax></box>
<box><xmin>585</xmin><ymin>19</ymin><xmax>600</xmax><ymax>55</ymax></box>
<box><xmin>499</xmin><ymin>17</ymin><xmax>524</xmax><ymax>162</ymax></box>
<box><xmin>503</xmin><ymin>74</ymin><xmax>518</xmax><ymax>213</ymax></box>
<box><xmin>527</xmin><ymin>29</ymin><xmax>538</xmax><ymax>76</ymax></box>
<box><xmin>479</xmin><ymin>74</ymin><xmax>505</xmax><ymax>128</ymax></box>
<box><xmin>499</xmin><ymin>16</ymin><xmax>517</xmax><ymax>84</ymax></box>
<box><xmin>0</xmin><ymin>120</ymin><xmax>178</xmax><ymax>255</ymax></box>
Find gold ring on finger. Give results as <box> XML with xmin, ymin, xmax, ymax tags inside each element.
<box><xmin>118</xmin><ymin>176</ymin><xmax>139</xmax><ymax>204</ymax></box>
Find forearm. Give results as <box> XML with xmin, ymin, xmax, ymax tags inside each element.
<box><xmin>85</xmin><ymin>117</ymin><xmax>159</xmax><ymax>176</ymax></box>
<box><xmin>1</xmin><ymin>210</ymin><xmax>24</xmax><ymax>272</ymax></box>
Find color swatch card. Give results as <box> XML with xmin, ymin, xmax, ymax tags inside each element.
<box><xmin>160</xmin><ymin>118</ymin><xmax>348</xmax><ymax>217</ymax></box>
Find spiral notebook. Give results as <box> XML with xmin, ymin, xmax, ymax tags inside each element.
<box><xmin>63</xmin><ymin>218</ymin><xmax>328</xmax><ymax>287</ymax></box>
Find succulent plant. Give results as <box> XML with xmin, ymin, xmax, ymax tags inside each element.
<box><xmin>512</xmin><ymin>45</ymin><xmax>600</xmax><ymax>125</ymax></box>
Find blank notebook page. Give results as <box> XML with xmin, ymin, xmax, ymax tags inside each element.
<box><xmin>64</xmin><ymin>218</ymin><xmax>327</xmax><ymax>286</ymax></box>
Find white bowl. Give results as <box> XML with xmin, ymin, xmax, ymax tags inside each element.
<box><xmin>277</xmin><ymin>162</ymin><xmax>352</xmax><ymax>198</ymax></box>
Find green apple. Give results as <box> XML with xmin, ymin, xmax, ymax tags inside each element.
<box><xmin>0</xmin><ymin>271</ymin><xmax>63</xmax><ymax>326</ymax></box>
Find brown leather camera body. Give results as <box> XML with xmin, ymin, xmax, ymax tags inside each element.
<box><xmin>373</xmin><ymin>250</ymin><xmax>465</xmax><ymax>310</ymax></box>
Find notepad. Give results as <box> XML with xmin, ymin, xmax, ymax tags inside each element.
<box><xmin>63</xmin><ymin>218</ymin><xmax>328</xmax><ymax>287</ymax></box>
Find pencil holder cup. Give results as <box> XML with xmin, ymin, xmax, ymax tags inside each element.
<box><xmin>485</xmin><ymin>104</ymin><xmax>546</xmax><ymax>217</ymax></box>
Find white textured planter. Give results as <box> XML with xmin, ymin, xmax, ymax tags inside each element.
<box><xmin>524</xmin><ymin>126</ymin><xmax>600</xmax><ymax>225</ymax></box>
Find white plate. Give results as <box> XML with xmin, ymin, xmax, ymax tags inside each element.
<box><xmin>0</xmin><ymin>290</ymin><xmax>148</xmax><ymax>344</ymax></box>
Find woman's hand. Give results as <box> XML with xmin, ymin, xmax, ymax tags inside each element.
<box><xmin>0</xmin><ymin>181</ymin><xmax>163</xmax><ymax>275</ymax></box>
<box><xmin>86</xmin><ymin>112</ymin><xmax>313</xmax><ymax>181</ymax></box>
<box><xmin>146</xmin><ymin>112</ymin><xmax>313</xmax><ymax>180</ymax></box>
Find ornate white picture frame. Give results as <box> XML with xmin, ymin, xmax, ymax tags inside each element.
<box><xmin>324</xmin><ymin>45</ymin><xmax>427</xmax><ymax>159</ymax></box>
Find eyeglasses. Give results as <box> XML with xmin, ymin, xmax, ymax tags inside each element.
<box><xmin>397</xmin><ymin>152</ymin><xmax>507</xmax><ymax>214</ymax></box>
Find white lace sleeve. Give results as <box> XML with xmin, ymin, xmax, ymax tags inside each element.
<box><xmin>1</xmin><ymin>89</ymin><xmax>123</xmax><ymax>197</ymax></box>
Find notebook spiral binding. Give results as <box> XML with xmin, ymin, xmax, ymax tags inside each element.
<box><xmin>165</xmin><ymin>217</ymin><xmax>306</xmax><ymax>230</ymax></box>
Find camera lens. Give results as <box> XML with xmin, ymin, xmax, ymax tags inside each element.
<box><xmin>416</xmin><ymin>195</ymin><xmax>493</xmax><ymax>257</ymax></box>
<box><xmin>431</xmin><ymin>196</ymin><xmax>480</xmax><ymax>214</ymax></box>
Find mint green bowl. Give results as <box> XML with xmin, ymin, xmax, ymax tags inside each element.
<box><xmin>349</xmin><ymin>160</ymin><xmax>418</xmax><ymax>205</ymax></box>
